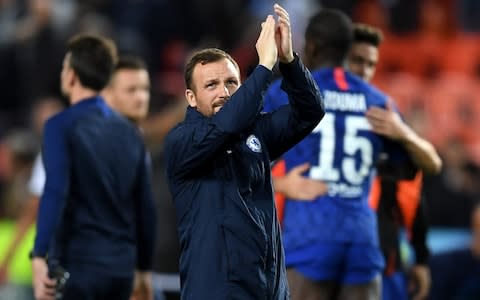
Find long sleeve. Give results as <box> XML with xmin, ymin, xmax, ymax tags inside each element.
<box><xmin>135</xmin><ymin>151</ymin><xmax>157</xmax><ymax>270</ymax></box>
<box><xmin>33</xmin><ymin>116</ymin><xmax>70</xmax><ymax>256</ymax></box>
<box><xmin>260</xmin><ymin>54</ymin><xmax>324</xmax><ymax>160</ymax></box>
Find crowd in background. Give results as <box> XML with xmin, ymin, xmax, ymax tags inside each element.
<box><xmin>0</xmin><ymin>0</ymin><xmax>480</xmax><ymax>299</ymax></box>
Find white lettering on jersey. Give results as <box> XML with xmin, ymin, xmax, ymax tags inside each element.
<box><xmin>323</xmin><ymin>90</ymin><xmax>367</xmax><ymax>112</ymax></box>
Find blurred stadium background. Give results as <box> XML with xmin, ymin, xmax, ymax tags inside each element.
<box><xmin>0</xmin><ymin>0</ymin><xmax>479</xmax><ymax>299</ymax></box>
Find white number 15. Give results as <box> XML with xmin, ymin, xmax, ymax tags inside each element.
<box><xmin>309</xmin><ymin>113</ymin><xmax>373</xmax><ymax>185</ymax></box>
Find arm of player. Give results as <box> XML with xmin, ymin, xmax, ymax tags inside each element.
<box><xmin>259</xmin><ymin>5</ymin><xmax>324</xmax><ymax>160</ymax></box>
<box><xmin>32</xmin><ymin>257</ymin><xmax>57</xmax><ymax>300</ymax></box>
<box><xmin>408</xmin><ymin>194</ymin><xmax>431</xmax><ymax>300</ymax></box>
<box><xmin>272</xmin><ymin>163</ymin><xmax>328</xmax><ymax>201</ymax></box>
<box><xmin>135</xmin><ymin>152</ymin><xmax>156</xmax><ymax>273</ymax></box>
<box><xmin>32</xmin><ymin>117</ymin><xmax>70</xmax><ymax>300</ymax></box>
<box><xmin>33</xmin><ymin>118</ymin><xmax>71</xmax><ymax>257</ymax></box>
<box><xmin>130</xmin><ymin>151</ymin><xmax>155</xmax><ymax>299</ymax></box>
<box><xmin>365</xmin><ymin>100</ymin><xmax>442</xmax><ymax>175</ymax></box>
<box><xmin>130</xmin><ymin>271</ymin><xmax>153</xmax><ymax>300</ymax></box>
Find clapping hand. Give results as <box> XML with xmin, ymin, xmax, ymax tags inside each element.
<box><xmin>273</xmin><ymin>3</ymin><xmax>294</xmax><ymax>63</ymax></box>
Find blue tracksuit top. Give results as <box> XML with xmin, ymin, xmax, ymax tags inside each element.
<box><xmin>165</xmin><ymin>55</ymin><xmax>325</xmax><ymax>300</ymax></box>
<box><xmin>33</xmin><ymin>96</ymin><xmax>156</xmax><ymax>276</ymax></box>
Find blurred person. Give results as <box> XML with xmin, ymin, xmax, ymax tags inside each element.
<box><xmin>5</xmin><ymin>0</ymin><xmax>66</xmax><ymax>128</ymax></box>
<box><xmin>1</xmin><ymin>56</ymin><xmax>153</xmax><ymax>294</ymax></box>
<box><xmin>0</xmin><ymin>129</ymin><xmax>38</xmax><ymax>300</ymax></box>
<box><xmin>138</xmin><ymin>97</ymin><xmax>187</xmax><ymax>300</ymax></box>
<box><xmin>0</xmin><ymin>130</ymin><xmax>38</xmax><ymax>220</ymax></box>
<box><xmin>30</xmin><ymin>34</ymin><xmax>156</xmax><ymax>300</ymax></box>
<box><xmin>347</xmin><ymin>23</ymin><xmax>381</xmax><ymax>83</ymax></box>
<box><xmin>348</xmin><ymin>23</ymin><xmax>441</xmax><ymax>300</ymax></box>
<box><xmin>102</xmin><ymin>56</ymin><xmax>185</xmax><ymax>299</ymax></box>
<box><xmin>102</xmin><ymin>55</ymin><xmax>150</xmax><ymax>124</ymax></box>
<box><xmin>0</xmin><ymin>98</ymin><xmax>64</xmax><ymax>287</ymax></box>
<box><xmin>424</xmin><ymin>137</ymin><xmax>480</xmax><ymax>228</ymax></box>
<box><xmin>102</xmin><ymin>55</ymin><xmax>155</xmax><ymax>300</ymax></box>
<box><xmin>428</xmin><ymin>202</ymin><xmax>480</xmax><ymax>299</ymax></box>
<box><xmin>3</xmin><ymin>57</ymin><xmax>156</xmax><ymax>299</ymax></box>
<box><xmin>164</xmin><ymin>4</ymin><xmax>324</xmax><ymax>299</ymax></box>
<box><xmin>264</xmin><ymin>10</ymin><xmax>441</xmax><ymax>300</ymax></box>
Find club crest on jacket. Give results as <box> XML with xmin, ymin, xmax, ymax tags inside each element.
<box><xmin>246</xmin><ymin>135</ymin><xmax>262</xmax><ymax>153</ymax></box>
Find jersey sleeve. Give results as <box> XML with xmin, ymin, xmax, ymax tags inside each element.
<box><xmin>34</xmin><ymin>116</ymin><xmax>71</xmax><ymax>256</ymax></box>
<box><xmin>135</xmin><ymin>150</ymin><xmax>157</xmax><ymax>270</ymax></box>
<box><xmin>259</xmin><ymin>55</ymin><xmax>324</xmax><ymax>160</ymax></box>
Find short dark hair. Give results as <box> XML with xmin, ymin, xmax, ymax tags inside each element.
<box><xmin>353</xmin><ymin>23</ymin><xmax>384</xmax><ymax>47</ymax></box>
<box><xmin>305</xmin><ymin>9</ymin><xmax>353</xmax><ymax>65</ymax></box>
<box><xmin>184</xmin><ymin>48</ymin><xmax>239</xmax><ymax>90</ymax></box>
<box><xmin>115</xmin><ymin>55</ymin><xmax>147</xmax><ymax>72</ymax></box>
<box><xmin>66</xmin><ymin>34</ymin><xmax>118</xmax><ymax>91</ymax></box>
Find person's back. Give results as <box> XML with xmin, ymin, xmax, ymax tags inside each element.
<box><xmin>349</xmin><ymin>22</ymin><xmax>440</xmax><ymax>300</ymax></box>
<box><xmin>47</xmin><ymin>97</ymin><xmax>147</xmax><ymax>274</ymax></box>
<box><xmin>266</xmin><ymin>66</ymin><xmax>399</xmax><ymax>246</ymax></box>
<box><xmin>31</xmin><ymin>34</ymin><xmax>156</xmax><ymax>300</ymax></box>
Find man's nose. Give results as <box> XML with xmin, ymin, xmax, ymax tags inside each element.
<box><xmin>220</xmin><ymin>85</ymin><xmax>230</xmax><ymax>97</ymax></box>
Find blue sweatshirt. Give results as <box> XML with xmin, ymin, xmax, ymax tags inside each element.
<box><xmin>34</xmin><ymin>96</ymin><xmax>156</xmax><ymax>276</ymax></box>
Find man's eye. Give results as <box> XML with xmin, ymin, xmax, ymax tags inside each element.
<box><xmin>227</xmin><ymin>80</ymin><xmax>238</xmax><ymax>86</ymax></box>
<box><xmin>354</xmin><ymin>57</ymin><xmax>364</xmax><ymax>64</ymax></box>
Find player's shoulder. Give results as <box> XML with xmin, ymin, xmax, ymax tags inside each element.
<box><xmin>165</xmin><ymin>120</ymin><xmax>190</xmax><ymax>149</ymax></box>
<box><xmin>312</xmin><ymin>68</ymin><xmax>388</xmax><ymax>106</ymax></box>
<box><xmin>346</xmin><ymin>72</ymin><xmax>386</xmax><ymax>96</ymax></box>
<box><xmin>44</xmin><ymin>108</ymin><xmax>71</xmax><ymax>131</ymax></box>
<box><xmin>344</xmin><ymin>72</ymin><xmax>389</xmax><ymax>105</ymax></box>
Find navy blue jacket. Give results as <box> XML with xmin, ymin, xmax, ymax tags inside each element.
<box><xmin>165</xmin><ymin>56</ymin><xmax>324</xmax><ymax>299</ymax></box>
<box><xmin>34</xmin><ymin>96</ymin><xmax>156</xmax><ymax>276</ymax></box>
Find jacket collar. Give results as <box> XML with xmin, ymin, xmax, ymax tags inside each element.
<box><xmin>185</xmin><ymin>106</ymin><xmax>207</xmax><ymax>121</ymax></box>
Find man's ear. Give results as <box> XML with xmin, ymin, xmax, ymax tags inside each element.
<box><xmin>68</xmin><ymin>69</ymin><xmax>77</xmax><ymax>89</ymax></box>
<box><xmin>185</xmin><ymin>89</ymin><xmax>197</xmax><ymax>108</ymax></box>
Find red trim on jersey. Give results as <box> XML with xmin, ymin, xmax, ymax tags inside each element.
<box><xmin>334</xmin><ymin>68</ymin><xmax>349</xmax><ymax>91</ymax></box>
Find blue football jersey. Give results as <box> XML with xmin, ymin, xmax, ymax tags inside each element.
<box><xmin>264</xmin><ymin>67</ymin><xmax>409</xmax><ymax>252</ymax></box>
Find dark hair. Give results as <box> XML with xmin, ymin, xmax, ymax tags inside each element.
<box><xmin>305</xmin><ymin>9</ymin><xmax>353</xmax><ymax>65</ymax></box>
<box><xmin>115</xmin><ymin>55</ymin><xmax>147</xmax><ymax>72</ymax></box>
<box><xmin>184</xmin><ymin>48</ymin><xmax>239</xmax><ymax>90</ymax></box>
<box><xmin>353</xmin><ymin>23</ymin><xmax>384</xmax><ymax>47</ymax></box>
<box><xmin>66</xmin><ymin>34</ymin><xmax>118</xmax><ymax>91</ymax></box>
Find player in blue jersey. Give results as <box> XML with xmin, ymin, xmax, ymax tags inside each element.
<box><xmin>264</xmin><ymin>9</ymin><xmax>441</xmax><ymax>300</ymax></box>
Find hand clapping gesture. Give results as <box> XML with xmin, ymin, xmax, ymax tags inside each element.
<box><xmin>274</xmin><ymin>3</ymin><xmax>294</xmax><ymax>64</ymax></box>
<box><xmin>256</xmin><ymin>3</ymin><xmax>295</xmax><ymax>70</ymax></box>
